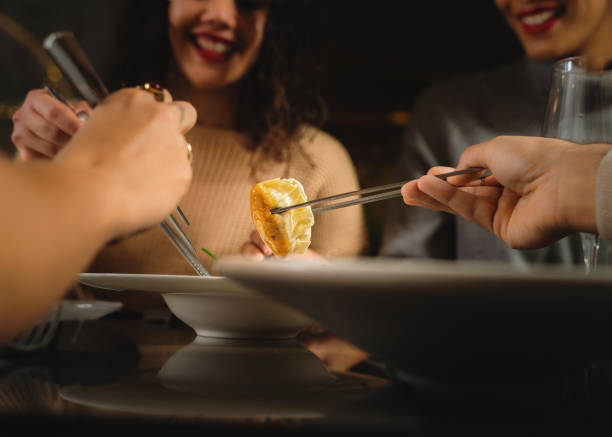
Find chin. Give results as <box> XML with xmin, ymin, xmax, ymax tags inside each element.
<box><xmin>523</xmin><ymin>43</ymin><xmax>565</xmax><ymax>62</ymax></box>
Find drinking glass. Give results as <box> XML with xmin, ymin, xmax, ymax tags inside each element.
<box><xmin>542</xmin><ymin>55</ymin><xmax>612</xmax><ymax>274</ymax></box>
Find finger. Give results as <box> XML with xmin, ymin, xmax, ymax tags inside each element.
<box><xmin>72</xmin><ymin>101</ymin><xmax>92</xmax><ymax>121</ymax></box>
<box><xmin>400</xmin><ymin>180</ymin><xmax>454</xmax><ymax>213</ymax></box>
<box><xmin>23</xmin><ymin>109</ymin><xmax>72</xmax><ymax>146</ymax></box>
<box><xmin>250</xmin><ymin>230</ymin><xmax>273</xmax><ymax>256</ymax></box>
<box><xmin>427</xmin><ymin>166</ymin><xmax>455</xmax><ymax>176</ymax></box>
<box><xmin>460</xmin><ymin>174</ymin><xmax>502</xmax><ymax>187</ymax></box>
<box><xmin>456</xmin><ymin>141</ymin><xmax>492</xmax><ymax>173</ymax></box>
<box><xmin>418</xmin><ymin>175</ymin><xmax>497</xmax><ymax>233</ymax></box>
<box><xmin>240</xmin><ymin>242</ymin><xmax>265</xmax><ymax>260</ymax></box>
<box><xmin>455</xmin><ymin>185</ymin><xmax>504</xmax><ymax>199</ymax></box>
<box><xmin>171</xmin><ymin>101</ymin><xmax>197</xmax><ymax>133</ymax></box>
<box><xmin>16</xmin><ymin>145</ymin><xmax>52</xmax><ymax>162</ymax></box>
<box><xmin>30</xmin><ymin>91</ymin><xmax>84</xmax><ymax>136</ymax></box>
<box><xmin>11</xmin><ymin>124</ymin><xmax>59</xmax><ymax>158</ymax></box>
<box><xmin>162</xmin><ymin>88</ymin><xmax>173</xmax><ymax>103</ymax></box>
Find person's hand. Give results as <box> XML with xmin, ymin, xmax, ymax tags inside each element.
<box><xmin>11</xmin><ymin>89</ymin><xmax>91</xmax><ymax>161</ymax></box>
<box><xmin>401</xmin><ymin>136</ymin><xmax>611</xmax><ymax>250</ymax></box>
<box><xmin>241</xmin><ymin>229</ymin><xmax>323</xmax><ymax>259</ymax></box>
<box><xmin>54</xmin><ymin>87</ymin><xmax>196</xmax><ymax>238</ymax></box>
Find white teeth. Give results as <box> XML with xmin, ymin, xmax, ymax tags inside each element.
<box><xmin>521</xmin><ymin>10</ymin><xmax>555</xmax><ymax>25</ymax></box>
<box><xmin>195</xmin><ymin>36</ymin><xmax>231</xmax><ymax>54</ymax></box>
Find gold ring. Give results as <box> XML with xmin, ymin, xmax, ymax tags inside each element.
<box><xmin>138</xmin><ymin>81</ymin><xmax>165</xmax><ymax>102</ymax></box>
<box><xmin>186</xmin><ymin>142</ymin><xmax>193</xmax><ymax>163</ymax></box>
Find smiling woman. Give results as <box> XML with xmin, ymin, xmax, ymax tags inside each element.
<box><xmin>9</xmin><ymin>0</ymin><xmax>367</xmax><ymax>314</ymax></box>
<box><xmin>494</xmin><ymin>0</ymin><xmax>612</xmax><ymax>60</ymax></box>
<box><xmin>168</xmin><ymin>0</ymin><xmax>268</xmax><ymax>87</ymax></box>
<box><xmin>380</xmin><ymin>0</ymin><xmax>612</xmax><ymax>266</ymax></box>
<box><xmin>111</xmin><ymin>0</ymin><xmax>330</xmax><ymax>162</ymax></box>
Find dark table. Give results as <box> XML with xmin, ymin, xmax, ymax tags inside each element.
<box><xmin>2</xmin><ymin>315</ymin><xmax>612</xmax><ymax>435</ymax></box>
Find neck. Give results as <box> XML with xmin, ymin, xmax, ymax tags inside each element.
<box><xmin>579</xmin><ymin>9</ymin><xmax>612</xmax><ymax>58</ymax></box>
<box><xmin>166</xmin><ymin>67</ymin><xmax>240</xmax><ymax>129</ymax></box>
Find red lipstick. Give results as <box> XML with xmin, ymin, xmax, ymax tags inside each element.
<box><xmin>517</xmin><ymin>6</ymin><xmax>562</xmax><ymax>35</ymax></box>
<box><xmin>189</xmin><ymin>32</ymin><xmax>236</xmax><ymax>63</ymax></box>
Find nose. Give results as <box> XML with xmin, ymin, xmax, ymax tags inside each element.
<box><xmin>199</xmin><ymin>0</ymin><xmax>238</xmax><ymax>30</ymax></box>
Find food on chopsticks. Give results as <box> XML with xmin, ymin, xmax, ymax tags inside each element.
<box><xmin>250</xmin><ymin>178</ymin><xmax>314</xmax><ymax>257</ymax></box>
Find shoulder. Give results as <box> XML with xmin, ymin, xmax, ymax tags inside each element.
<box><xmin>412</xmin><ymin>57</ymin><xmax>545</xmax><ymax>118</ymax></box>
<box><xmin>287</xmin><ymin>125</ymin><xmax>360</xmax><ymax>194</ymax></box>
<box><xmin>405</xmin><ymin>57</ymin><xmax>551</xmax><ymax>153</ymax></box>
<box><xmin>294</xmin><ymin>125</ymin><xmax>355</xmax><ymax>168</ymax></box>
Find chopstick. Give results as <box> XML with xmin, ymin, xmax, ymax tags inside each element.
<box><xmin>160</xmin><ymin>220</ymin><xmax>209</xmax><ymax>277</ymax></box>
<box><xmin>270</xmin><ymin>167</ymin><xmax>491</xmax><ymax>215</ymax></box>
<box><xmin>43</xmin><ymin>31</ymin><xmax>208</xmax><ymax>276</ymax></box>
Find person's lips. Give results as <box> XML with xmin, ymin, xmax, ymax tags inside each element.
<box><xmin>190</xmin><ymin>32</ymin><xmax>237</xmax><ymax>62</ymax></box>
<box><xmin>517</xmin><ymin>5</ymin><xmax>565</xmax><ymax>35</ymax></box>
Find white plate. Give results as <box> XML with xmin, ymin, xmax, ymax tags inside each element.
<box><xmin>216</xmin><ymin>256</ymin><xmax>612</xmax><ymax>383</ymax></box>
<box><xmin>77</xmin><ymin>273</ymin><xmax>314</xmax><ymax>339</ymax></box>
<box><xmin>58</xmin><ymin>300</ymin><xmax>123</xmax><ymax>321</ymax></box>
<box><xmin>77</xmin><ymin>273</ymin><xmax>252</xmax><ymax>295</ymax></box>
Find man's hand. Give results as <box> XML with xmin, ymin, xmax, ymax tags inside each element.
<box><xmin>401</xmin><ymin>136</ymin><xmax>611</xmax><ymax>249</ymax></box>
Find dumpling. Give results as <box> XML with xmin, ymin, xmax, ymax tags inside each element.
<box><xmin>250</xmin><ymin>178</ymin><xmax>314</xmax><ymax>257</ymax></box>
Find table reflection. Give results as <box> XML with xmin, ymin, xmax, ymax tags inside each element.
<box><xmin>0</xmin><ymin>318</ymin><xmax>387</xmax><ymax>423</ymax></box>
<box><xmin>4</xmin><ymin>317</ymin><xmax>612</xmax><ymax>432</ymax></box>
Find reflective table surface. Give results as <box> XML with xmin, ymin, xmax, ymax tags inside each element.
<box><xmin>3</xmin><ymin>315</ymin><xmax>612</xmax><ymax>435</ymax></box>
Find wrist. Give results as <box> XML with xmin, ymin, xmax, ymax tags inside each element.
<box><xmin>558</xmin><ymin>144</ymin><xmax>611</xmax><ymax>234</ymax></box>
<box><xmin>49</xmin><ymin>162</ymin><xmax>123</xmax><ymax>244</ymax></box>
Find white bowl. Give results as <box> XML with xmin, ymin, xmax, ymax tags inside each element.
<box><xmin>77</xmin><ymin>273</ymin><xmax>314</xmax><ymax>339</ymax></box>
<box><xmin>217</xmin><ymin>256</ymin><xmax>612</xmax><ymax>383</ymax></box>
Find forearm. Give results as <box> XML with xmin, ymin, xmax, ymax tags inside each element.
<box><xmin>0</xmin><ymin>160</ymin><xmax>116</xmax><ymax>342</ymax></box>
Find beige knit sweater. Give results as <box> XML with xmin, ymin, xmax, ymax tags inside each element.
<box><xmin>88</xmin><ymin>125</ymin><xmax>367</xmax><ymax>276</ymax></box>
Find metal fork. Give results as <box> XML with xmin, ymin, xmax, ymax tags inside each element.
<box><xmin>8</xmin><ymin>303</ymin><xmax>62</xmax><ymax>352</ymax></box>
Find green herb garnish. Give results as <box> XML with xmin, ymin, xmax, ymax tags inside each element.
<box><xmin>201</xmin><ymin>247</ymin><xmax>218</xmax><ymax>261</ymax></box>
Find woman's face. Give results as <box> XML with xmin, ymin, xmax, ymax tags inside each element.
<box><xmin>494</xmin><ymin>0</ymin><xmax>612</xmax><ymax>60</ymax></box>
<box><xmin>168</xmin><ymin>0</ymin><xmax>269</xmax><ymax>89</ymax></box>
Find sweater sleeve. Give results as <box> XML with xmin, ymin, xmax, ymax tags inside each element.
<box><xmin>379</xmin><ymin>92</ymin><xmax>457</xmax><ymax>259</ymax></box>
<box><xmin>301</xmin><ymin>131</ymin><xmax>367</xmax><ymax>257</ymax></box>
<box><xmin>596</xmin><ymin>149</ymin><xmax>612</xmax><ymax>242</ymax></box>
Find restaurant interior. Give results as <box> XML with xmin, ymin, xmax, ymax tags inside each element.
<box><xmin>0</xmin><ymin>0</ymin><xmax>522</xmax><ymax>252</ymax></box>
<box><xmin>4</xmin><ymin>0</ymin><xmax>612</xmax><ymax>435</ymax></box>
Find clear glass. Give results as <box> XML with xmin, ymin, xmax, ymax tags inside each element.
<box><xmin>542</xmin><ymin>55</ymin><xmax>612</xmax><ymax>274</ymax></box>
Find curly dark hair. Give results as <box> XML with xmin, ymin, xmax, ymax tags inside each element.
<box><xmin>110</xmin><ymin>0</ymin><xmax>326</xmax><ymax>161</ymax></box>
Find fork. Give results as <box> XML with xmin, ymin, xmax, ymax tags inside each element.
<box><xmin>7</xmin><ymin>303</ymin><xmax>63</xmax><ymax>352</ymax></box>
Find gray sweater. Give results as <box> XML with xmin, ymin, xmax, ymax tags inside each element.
<box><xmin>380</xmin><ymin>57</ymin><xmax>595</xmax><ymax>266</ymax></box>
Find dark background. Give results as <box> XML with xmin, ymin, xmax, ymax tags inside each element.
<box><xmin>0</xmin><ymin>0</ymin><xmax>524</xmax><ymax>253</ymax></box>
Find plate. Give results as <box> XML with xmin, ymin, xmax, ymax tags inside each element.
<box><xmin>57</xmin><ymin>300</ymin><xmax>123</xmax><ymax>321</ymax></box>
<box><xmin>216</xmin><ymin>256</ymin><xmax>612</xmax><ymax>384</ymax></box>
<box><xmin>77</xmin><ymin>273</ymin><xmax>314</xmax><ymax>339</ymax></box>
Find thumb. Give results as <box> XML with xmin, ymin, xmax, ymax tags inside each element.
<box><xmin>73</xmin><ymin>101</ymin><xmax>92</xmax><ymax>121</ymax></box>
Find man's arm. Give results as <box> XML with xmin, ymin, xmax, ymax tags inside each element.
<box><xmin>0</xmin><ymin>88</ymin><xmax>196</xmax><ymax>342</ymax></box>
<box><xmin>0</xmin><ymin>158</ymin><xmax>120</xmax><ymax>341</ymax></box>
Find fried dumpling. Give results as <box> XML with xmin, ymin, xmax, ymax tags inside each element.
<box><xmin>250</xmin><ymin>178</ymin><xmax>314</xmax><ymax>257</ymax></box>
